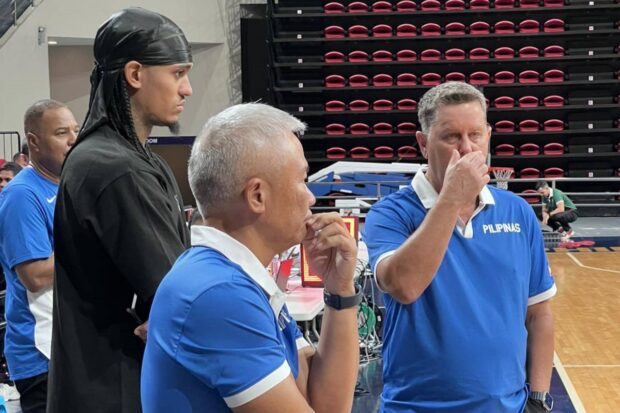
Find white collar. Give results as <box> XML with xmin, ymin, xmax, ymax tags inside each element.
<box><xmin>411</xmin><ymin>168</ymin><xmax>495</xmax><ymax>210</ymax></box>
<box><xmin>190</xmin><ymin>225</ymin><xmax>286</xmax><ymax>317</ymax></box>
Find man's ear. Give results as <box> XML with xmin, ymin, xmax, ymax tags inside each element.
<box><xmin>244</xmin><ymin>177</ymin><xmax>267</xmax><ymax>214</ymax></box>
<box><xmin>26</xmin><ymin>132</ymin><xmax>39</xmax><ymax>153</ymax></box>
<box><xmin>416</xmin><ymin>131</ymin><xmax>428</xmax><ymax>159</ymax></box>
<box><xmin>124</xmin><ymin>61</ymin><xmax>143</xmax><ymax>90</ymax></box>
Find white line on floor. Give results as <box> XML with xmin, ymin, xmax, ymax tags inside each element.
<box><xmin>554</xmin><ymin>353</ymin><xmax>587</xmax><ymax>413</ymax></box>
<box><xmin>566</xmin><ymin>252</ymin><xmax>620</xmax><ymax>274</ymax></box>
<box><xmin>563</xmin><ymin>365</ymin><xmax>620</xmax><ymax>368</ymax></box>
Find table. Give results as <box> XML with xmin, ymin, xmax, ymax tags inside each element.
<box><xmin>285</xmin><ymin>276</ymin><xmax>324</xmax><ymax>343</ymax></box>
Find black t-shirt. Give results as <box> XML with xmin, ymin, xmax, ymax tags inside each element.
<box><xmin>47</xmin><ymin>125</ymin><xmax>190</xmax><ymax>413</ymax></box>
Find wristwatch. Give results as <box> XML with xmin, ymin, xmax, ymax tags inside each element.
<box><xmin>324</xmin><ymin>284</ymin><xmax>362</xmax><ymax>310</ymax></box>
<box><xmin>529</xmin><ymin>390</ymin><xmax>554</xmax><ymax>412</ymax></box>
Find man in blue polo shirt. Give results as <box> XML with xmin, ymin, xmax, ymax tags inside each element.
<box><xmin>0</xmin><ymin>100</ymin><xmax>78</xmax><ymax>413</ymax></box>
<box><xmin>142</xmin><ymin>103</ymin><xmax>360</xmax><ymax>412</ymax></box>
<box><xmin>363</xmin><ymin>82</ymin><xmax>556</xmax><ymax>413</ymax></box>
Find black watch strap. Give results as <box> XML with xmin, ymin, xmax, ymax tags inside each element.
<box><xmin>323</xmin><ymin>284</ymin><xmax>362</xmax><ymax>310</ymax></box>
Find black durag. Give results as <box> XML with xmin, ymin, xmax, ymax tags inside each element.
<box><xmin>77</xmin><ymin>7</ymin><xmax>192</xmax><ymax>145</ymax></box>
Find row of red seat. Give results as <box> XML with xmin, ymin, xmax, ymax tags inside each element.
<box><xmin>323</xmin><ymin>94</ymin><xmax>567</xmax><ymax>111</ymax></box>
<box><xmin>495</xmin><ymin>119</ymin><xmax>564</xmax><ymax>131</ymax></box>
<box><xmin>495</xmin><ymin>142</ymin><xmax>564</xmax><ymax>155</ymax></box>
<box><xmin>325</xmin><ymin>122</ymin><xmax>417</xmax><ymax>134</ymax></box>
<box><xmin>324</xmin><ymin>19</ymin><xmax>565</xmax><ymax>38</ymax></box>
<box><xmin>324</xmin><ymin>45</ymin><xmax>565</xmax><ymax>63</ymax></box>
<box><xmin>326</xmin><ymin>145</ymin><xmax>418</xmax><ymax>158</ymax></box>
<box><xmin>324</xmin><ymin>69</ymin><xmax>565</xmax><ymax>87</ymax></box>
<box><xmin>324</xmin><ymin>0</ymin><xmax>564</xmax><ymax>14</ymax></box>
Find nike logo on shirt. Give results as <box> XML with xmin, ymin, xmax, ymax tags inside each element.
<box><xmin>46</xmin><ymin>196</ymin><xmax>56</xmax><ymax>204</ymax></box>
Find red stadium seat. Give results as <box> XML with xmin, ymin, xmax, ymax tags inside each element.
<box><xmin>351</xmin><ymin>123</ymin><xmax>370</xmax><ymax>135</ymax></box>
<box><xmin>372</xmin><ymin>1</ymin><xmax>393</xmax><ymax>12</ymax></box>
<box><xmin>396</xmin><ymin>0</ymin><xmax>417</xmax><ymax>11</ymax></box>
<box><xmin>373</xmin><ymin>99</ymin><xmax>393</xmax><ymax>110</ymax></box>
<box><xmin>520</xmin><ymin>143</ymin><xmax>540</xmax><ymax>155</ymax></box>
<box><xmin>374</xmin><ymin>146</ymin><xmax>395</xmax><ymax>158</ymax></box>
<box><xmin>421</xmin><ymin>72</ymin><xmax>441</xmax><ymax>85</ymax></box>
<box><xmin>398</xmin><ymin>145</ymin><xmax>418</xmax><ymax>158</ymax></box>
<box><xmin>520</xmin><ymin>0</ymin><xmax>540</xmax><ymax>8</ymax></box>
<box><xmin>372</xmin><ymin>50</ymin><xmax>393</xmax><ymax>62</ymax></box>
<box><xmin>543</xmin><ymin>143</ymin><xmax>564</xmax><ymax>155</ymax></box>
<box><xmin>544</xmin><ymin>0</ymin><xmax>564</xmax><ymax>6</ymax></box>
<box><xmin>396</xmin><ymin>49</ymin><xmax>417</xmax><ymax>61</ymax></box>
<box><xmin>373</xmin><ymin>24</ymin><xmax>393</xmax><ymax>37</ymax></box>
<box><xmin>324</xmin><ymin>25</ymin><xmax>346</xmax><ymax>38</ymax></box>
<box><xmin>495</xmin><ymin>143</ymin><xmax>516</xmax><ymax>155</ymax></box>
<box><xmin>397</xmin><ymin>122</ymin><xmax>417</xmax><ymax>134</ymax></box>
<box><xmin>519</xmin><ymin>46</ymin><xmax>540</xmax><ymax>58</ymax></box>
<box><xmin>544</xmin><ymin>19</ymin><xmax>564</xmax><ymax>32</ymax></box>
<box><xmin>373</xmin><ymin>73</ymin><xmax>394</xmax><ymax>86</ymax></box>
<box><xmin>544</xmin><ymin>167</ymin><xmax>564</xmax><ymax>178</ymax></box>
<box><xmin>470</xmin><ymin>71</ymin><xmax>491</xmax><ymax>85</ymax></box>
<box><xmin>494</xmin><ymin>96</ymin><xmax>515</xmax><ymax>108</ymax></box>
<box><xmin>470</xmin><ymin>0</ymin><xmax>490</xmax><ymax>9</ymax></box>
<box><xmin>421</xmin><ymin>0</ymin><xmax>441</xmax><ymax>11</ymax></box>
<box><xmin>397</xmin><ymin>98</ymin><xmax>417</xmax><ymax>110</ymax></box>
<box><xmin>543</xmin><ymin>95</ymin><xmax>564</xmax><ymax>107</ymax></box>
<box><xmin>519</xmin><ymin>96</ymin><xmax>539</xmax><ymax>107</ymax></box>
<box><xmin>348</xmin><ymin>25</ymin><xmax>369</xmax><ymax>38</ymax></box>
<box><xmin>325</xmin><ymin>74</ymin><xmax>346</xmax><ymax>88</ymax></box>
<box><xmin>519</xmin><ymin>119</ymin><xmax>540</xmax><ymax>132</ymax></box>
<box><xmin>519</xmin><ymin>19</ymin><xmax>540</xmax><ymax>33</ymax></box>
<box><xmin>397</xmin><ymin>73</ymin><xmax>418</xmax><ymax>86</ymax></box>
<box><xmin>396</xmin><ymin>23</ymin><xmax>417</xmax><ymax>37</ymax></box>
<box><xmin>520</xmin><ymin>168</ymin><xmax>541</xmax><ymax>178</ymax></box>
<box><xmin>543</xmin><ymin>45</ymin><xmax>565</xmax><ymax>57</ymax></box>
<box><xmin>519</xmin><ymin>70</ymin><xmax>540</xmax><ymax>83</ymax></box>
<box><xmin>495</xmin><ymin>71</ymin><xmax>516</xmax><ymax>84</ymax></box>
<box><xmin>325</xmin><ymin>100</ymin><xmax>346</xmax><ymax>111</ymax></box>
<box><xmin>348</xmin><ymin>50</ymin><xmax>369</xmax><ymax>62</ymax></box>
<box><xmin>494</xmin><ymin>47</ymin><xmax>515</xmax><ymax>59</ymax></box>
<box><xmin>544</xmin><ymin>69</ymin><xmax>565</xmax><ymax>82</ymax></box>
<box><xmin>373</xmin><ymin>122</ymin><xmax>393</xmax><ymax>134</ymax></box>
<box><xmin>349</xmin><ymin>99</ymin><xmax>370</xmax><ymax>111</ymax></box>
<box><xmin>544</xmin><ymin>119</ymin><xmax>564</xmax><ymax>131</ymax></box>
<box><xmin>470</xmin><ymin>47</ymin><xmax>490</xmax><ymax>60</ymax></box>
<box><xmin>495</xmin><ymin>120</ymin><xmax>516</xmax><ymax>132</ymax></box>
<box><xmin>494</xmin><ymin>0</ymin><xmax>515</xmax><ymax>7</ymax></box>
<box><xmin>324</xmin><ymin>51</ymin><xmax>345</xmax><ymax>63</ymax></box>
<box><xmin>421</xmin><ymin>49</ymin><xmax>441</xmax><ymax>61</ymax></box>
<box><xmin>445</xmin><ymin>72</ymin><xmax>466</xmax><ymax>82</ymax></box>
<box><xmin>445</xmin><ymin>0</ymin><xmax>466</xmax><ymax>9</ymax></box>
<box><xmin>421</xmin><ymin>23</ymin><xmax>441</xmax><ymax>36</ymax></box>
<box><xmin>445</xmin><ymin>48</ymin><xmax>466</xmax><ymax>60</ymax></box>
<box><xmin>350</xmin><ymin>146</ymin><xmax>370</xmax><ymax>158</ymax></box>
<box><xmin>522</xmin><ymin>189</ymin><xmax>540</xmax><ymax>204</ymax></box>
<box><xmin>494</xmin><ymin>20</ymin><xmax>515</xmax><ymax>34</ymax></box>
<box><xmin>470</xmin><ymin>21</ymin><xmax>491</xmax><ymax>34</ymax></box>
<box><xmin>327</xmin><ymin>147</ymin><xmax>347</xmax><ymax>159</ymax></box>
<box><xmin>324</xmin><ymin>2</ymin><xmax>345</xmax><ymax>14</ymax></box>
<box><xmin>446</xmin><ymin>22</ymin><xmax>466</xmax><ymax>35</ymax></box>
<box><xmin>326</xmin><ymin>123</ymin><xmax>346</xmax><ymax>135</ymax></box>
<box><xmin>348</xmin><ymin>1</ymin><xmax>369</xmax><ymax>13</ymax></box>
<box><xmin>349</xmin><ymin>74</ymin><xmax>369</xmax><ymax>87</ymax></box>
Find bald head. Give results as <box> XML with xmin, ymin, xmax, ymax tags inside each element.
<box><xmin>188</xmin><ymin>103</ymin><xmax>306</xmax><ymax>216</ymax></box>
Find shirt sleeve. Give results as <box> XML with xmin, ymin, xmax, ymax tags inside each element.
<box><xmin>175</xmin><ymin>281</ymin><xmax>292</xmax><ymax>408</ymax></box>
<box><xmin>362</xmin><ymin>198</ymin><xmax>415</xmax><ymax>276</ymax></box>
<box><xmin>92</xmin><ymin>171</ymin><xmax>187</xmax><ymax>301</ymax></box>
<box><xmin>525</xmin><ymin>207</ymin><xmax>556</xmax><ymax>305</ymax></box>
<box><xmin>0</xmin><ymin>186</ymin><xmax>52</xmax><ymax>269</ymax></box>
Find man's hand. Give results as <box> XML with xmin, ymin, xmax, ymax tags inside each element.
<box><xmin>440</xmin><ymin>150</ymin><xmax>490</xmax><ymax>209</ymax></box>
<box><xmin>302</xmin><ymin>213</ymin><xmax>358</xmax><ymax>295</ymax></box>
<box><xmin>134</xmin><ymin>321</ymin><xmax>148</xmax><ymax>342</ymax></box>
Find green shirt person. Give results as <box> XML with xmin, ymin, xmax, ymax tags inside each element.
<box><xmin>536</xmin><ymin>181</ymin><xmax>577</xmax><ymax>238</ymax></box>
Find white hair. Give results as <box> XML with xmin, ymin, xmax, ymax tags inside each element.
<box><xmin>188</xmin><ymin>103</ymin><xmax>306</xmax><ymax>216</ymax></box>
<box><xmin>418</xmin><ymin>82</ymin><xmax>487</xmax><ymax>133</ymax></box>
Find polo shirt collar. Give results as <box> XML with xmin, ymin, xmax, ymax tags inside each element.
<box><xmin>411</xmin><ymin>168</ymin><xmax>495</xmax><ymax>210</ymax></box>
<box><xmin>191</xmin><ymin>225</ymin><xmax>287</xmax><ymax>317</ymax></box>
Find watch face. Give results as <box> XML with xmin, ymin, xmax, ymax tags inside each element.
<box><xmin>544</xmin><ymin>393</ymin><xmax>554</xmax><ymax>410</ymax></box>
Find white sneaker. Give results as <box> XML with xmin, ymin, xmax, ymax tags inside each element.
<box><xmin>0</xmin><ymin>383</ymin><xmax>20</xmax><ymax>401</ymax></box>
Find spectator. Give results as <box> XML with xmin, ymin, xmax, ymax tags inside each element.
<box><xmin>12</xmin><ymin>143</ymin><xmax>29</xmax><ymax>168</ymax></box>
<box><xmin>0</xmin><ymin>162</ymin><xmax>23</xmax><ymax>192</ymax></box>
<box><xmin>536</xmin><ymin>181</ymin><xmax>577</xmax><ymax>239</ymax></box>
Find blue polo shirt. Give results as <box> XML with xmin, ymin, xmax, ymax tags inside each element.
<box><xmin>142</xmin><ymin>225</ymin><xmax>310</xmax><ymax>412</ymax></box>
<box><xmin>363</xmin><ymin>169</ymin><xmax>556</xmax><ymax>413</ymax></box>
<box><xmin>0</xmin><ymin>167</ymin><xmax>55</xmax><ymax>380</ymax></box>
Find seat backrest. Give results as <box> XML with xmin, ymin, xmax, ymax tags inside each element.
<box><xmin>326</xmin><ymin>147</ymin><xmax>347</xmax><ymax>158</ymax></box>
<box><xmin>397</xmin><ymin>122</ymin><xmax>417</xmax><ymax>134</ymax></box>
<box><xmin>494</xmin><ymin>46</ymin><xmax>515</xmax><ymax>59</ymax></box>
<box><xmin>374</xmin><ymin>146</ymin><xmax>395</xmax><ymax>158</ymax></box>
<box><xmin>519</xmin><ymin>119</ymin><xmax>540</xmax><ymax>131</ymax></box>
<box><xmin>544</xmin><ymin>0</ymin><xmax>564</xmax><ymax>7</ymax></box>
<box><xmin>397</xmin><ymin>145</ymin><xmax>418</xmax><ymax>158</ymax></box>
<box><xmin>544</xmin><ymin>19</ymin><xmax>564</xmax><ymax>32</ymax></box>
<box><xmin>396</xmin><ymin>73</ymin><xmax>418</xmax><ymax>85</ymax></box>
<box><xmin>445</xmin><ymin>48</ymin><xmax>466</xmax><ymax>60</ymax></box>
<box><xmin>372</xmin><ymin>24</ymin><xmax>393</xmax><ymax>37</ymax></box>
<box><xmin>543</xmin><ymin>143</ymin><xmax>564</xmax><ymax>154</ymax></box>
<box><xmin>348</xmin><ymin>1</ymin><xmax>369</xmax><ymax>13</ymax></box>
<box><xmin>396</xmin><ymin>49</ymin><xmax>417</xmax><ymax>61</ymax></box>
<box><xmin>373</xmin><ymin>73</ymin><xmax>394</xmax><ymax>86</ymax></box>
<box><xmin>349</xmin><ymin>99</ymin><xmax>370</xmax><ymax>111</ymax></box>
<box><xmin>349</xmin><ymin>74</ymin><xmax>370</xmax><ymax>87</ymax></box>
<box><xmin>396</xmin><ymin>0</ymin><xmax>417</xmax><ymax>11</ymax></box>
<box><xmin>325</xmin><ymin>74</ymin><xmax>346</xmax><ymax>87</ymax></box>
<box><xmin>519</xmin><ymin>46</ymin><xmax>540</xmax><ymax>58</ymax></box>
<box><xmin>421</xmin><ymin>23</ymin><xmax>441</xmax><ymax>35</ymax></box>
<box><xmin>519</xmin><ymin>143</ymin><xmax>540</xmax><ymax>155</ymax></box>
<box><xmin>495</xmin><ymin>143</ymin><xmax>516</xmax><ymax>155</ymax></box>
<box><xmin>494</xmin><ymin>96</ymin><xmax>515</xmax><ymax>108</ymax></box>
<box><xmin>350</xmin><ymin>146</ymin><xmax>370</xmax><ymax>158</ymax></box>
<box><xmin>324</xmin><ymin>25</ymin><xmax>346</xmax><ymax>38</ymax></box>
<box><xmin>325</xmin><ymin>100</ymin><xmax>346</xmax><ymax>111</ymax></box>
<box><xmin>544</xmin><ymin>69</ymin><xmax>565</xmax><ymax>82</ymax></box>
<box><xmin>396</xmin><ymin>23</ymin><xmax>417</xmax><ymax>36</ymax></box>
<box><xmin>469</xmin><ymin>21</ymin><xmax>491</xmax><ymax>34</ymax></box>
<box><xmin>494</xmin><ymin>0</ymin><xmax>515</xmax><ymax>8</ymax></box>
<box><xmin>372</xmin><ymin>50</ymin><xmax>393</xmax><ymax>62</ymax></box>
<box><xmin>324</xmin><ymin>2</ymin><xmax>345</xmax><ymax>14</ymax></box>
<box><xmin>348</xmin><ymin>25</ymin><xmax>369</xmax><ymax>37</ymax></box>
<box><xmin>543</xmin><ymin>45</ymin><xmax>564</xmax><ymax>57</ymax></box>
<box><xmin>519</xmin><ymin>96</ymin><xmax>539</xmax><ymax>107</ymax></box>
<box><xmin>520</xmin><ymin>168</ymin><xmax>541</xmax><ymax>178</ymax></box>
<box><xmin>421</xmin><ymin>73</ymin><xmax>441</xmax><ymax>85</ymax></box>
<box><xmin>351</xmin><ymin>123</ymin><xmax>371</xmax><ymax>134</ymax></box>
<box><xmin>326</xmin><ymin>123</ymin><xmax>346</xmax><ymax>135</ymax></box>
<box><xmin>494</xmin><ymin>20</ymin><xmax>515</xmax><ymax>33</ymax></box>
<box><xmin>445</xmin><ymin>0</ymin><xmax>465</xmax><ymax>10</ymax></box>
<box><xmin>519</xmin><ymin>19</ymin><xmax>540</xmax><ymax>33</ymax></box>
<box><xmin>348</xmin><ymin>50</ymin><xmax>370</xmax><ymax>62</ymax></box>
<box><xmin>470</xmin><ymin>0</ymin><xmax>490</xmax><ymax>9</ymax></box>
<box><xmin>445</xmin><ymin>22</ymin><xmax>466</xmax><ymax>35</ymax></box>
<box><xmin>519</xmin><ymin>70</ymin><xmax>540</xmax><ymax>83</ymax></box>
<box><xmin>372</xmin><ymin>1</ymin><xmax>393</xmax><ymax>12</ymax></box>
<box><xmin>324</xmin><ymin>51</ymin><xmax>345</xmax><ymax>63</ymax></box>
<box><xmin>544</xmin><ymin>167</ymin><xmax>564</xmax><ymax>178</ymax></box>
<box><xmin>373</xmin><ymin>122</ymin><xmax>393</xmax><ymax>134</ymax></box>
<box><xmin>494</xmin><ymin>70</ymin><xmax>515</xmax><ymax>84</ymax></box>
<box><xmin>470</xmin><ymin>47</ymin><xmax>490</xmax><ymax>60</ymax></box>
<box><xmin>397</xmin><ymin>98</ymin><xmax>417</xmax><ymax>110</ymax></box>
<box><xmin>543</xmin><ymin>95</ymin><xmax>564</xmax><ymax>107</ymax></box>
<box><xmin>445</xmin><ymin>72</ymin><xmax>466</xmax><ymax>82</ymax></box>
<box><xmin>421</xmin><ymin>0</ymin><xmax>441</xmax><ymax>10</ymax></box>
<box><xmin>421</xmin><ymin>49</ymin><xmax>441</xmax><ymax>60</ymax></box>
<box><xmin>543</xmin><ymin>119</ymin><xmax>564</xmax><ymax>131</ymax></box>
<box><xmin>495</xmin><ymin>120</ymin><xmax>516</xmax><ymax>132</ymax></box>
<box><xmin>470</xmin><ymin>71</ymin><xmax>491</xmax><ymax>85</ymax></box>
<box><xmin>520</xmin><ymin>0</ymin><xmax>540</xmax><ymax>8</ymax></box>
<box><xmin>373</xmin><ymin>99</ymin><xmax>393</xmax><ymax>110</ymax></box>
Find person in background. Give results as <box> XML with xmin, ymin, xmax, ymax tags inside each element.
<box><xmin>536</xmin><ymin>181</ymin><xmax>577</xmax><ymax>239</ymax></box>
<box><xmin>0</xmin><ymin>162</ymin><xmax>23</xmax><ymax>192</ymax></box>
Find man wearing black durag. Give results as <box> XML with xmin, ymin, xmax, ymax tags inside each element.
<box><xmin>48</xmin><ymin>8</ymin><xmax>192</xmax><ymax>412</ymax></box>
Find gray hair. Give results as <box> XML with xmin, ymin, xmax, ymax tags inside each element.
<box><xmin>417</xmin><ymin>82</ymin><xmax>487</xmax><ymax>133</ymax></box>
<box><xmin>188</xmin><ymin>103</ymin><xmax>306</xmax><ymax>216</ymax></box>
